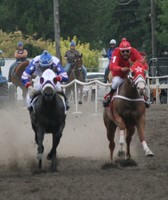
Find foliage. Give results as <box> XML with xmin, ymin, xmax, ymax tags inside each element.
<box><xmin>0</xmin><ymin>1</ymin><xmax>168</xmax><ymax>58</ymax></box>
<box><xmin>0</xmin><ymin>31</ymin><xmax>100</xmax><ymax>71</ymax></box>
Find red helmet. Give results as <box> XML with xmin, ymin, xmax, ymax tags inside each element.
<box><xmin>119</xmin><ymin>38</ymin><xmax>131</xmax><ymax>51</ymax></box>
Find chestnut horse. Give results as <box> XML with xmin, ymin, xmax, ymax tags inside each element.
<box><xmin>66</xmin><ymin>54</ymin><xmax>84</xmax><ymax>104</ymax></box>
<box><xmin>10</xmin><ymin>60</ymin><xmax>29</xmax><ymax>101</ymax></box>
<box><xmin>103</xmin><ymin>61</ymin><xmax>154</xmax><ymax>166</ymax></box>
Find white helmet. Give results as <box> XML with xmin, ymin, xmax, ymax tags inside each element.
<box><xmin>110</xmin><ymin>39</ymin><xmax>116</xmax><ymax>45</ymax></box>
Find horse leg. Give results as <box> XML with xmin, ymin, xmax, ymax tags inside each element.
<box><xmin>125</xmin><ymin>126</ymin><xmax>135</xmax><ymax>159</ymax></box>
<box><xmin>137</xmin><ymin>115</ymin><xmax>154</xmax><ymax>157</ymax></box>
<box><xmin>36</xmin><ymin>129</ymin><xmax>45</xmax><ymax>169</ymax></box>
<box><xmin>47</xmin><ymin>131</ymin><xmax>62</xmax><ymax>172</ymax></box>
<box><xmin>78</xmin><ymin>86</ymin><xmax>83</xmax><ymax>104</ymax></box>
<box><xmin>103</xmin><ymin>110</ymin><xmax>116</xmax><ymax>163</ymax></box>
<box><xmin>115</xmin><ymin>115</ymin><xmax>126</xmax><ymax>158</ymax></box>
<box><xmin>118</xmin><ymin>129</ymin><xmax>126</xmax><ymax>158</ymax></box>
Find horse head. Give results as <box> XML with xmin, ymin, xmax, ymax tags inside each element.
<box><xmin>129</xmin><ymin>61</ymin><xmax>148</xmax><ymax>96</ymax></box>
<box><xmin>74</xmin><ymin>54</ymin><xmax>83</xmax><ymax>69</ymax></box>
<box><xmin>40</xmin><ymin>69</ymin><xmax>58</xmax><ymax>100</ymax></box>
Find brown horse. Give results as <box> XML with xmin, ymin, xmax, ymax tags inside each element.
<box><xmin>103</xmin><ymin>61</ymin><xmax>154</xmax><ymax>167</ymax></box>
<box><xmin>66</xmin><ymin>54</ymin><xmax>84</xmax><ymax>104</ymax></box>
<box><xmin>10</xmin><ymin>60</ymin><xmax>29</xmax><ymax>102</ymax></box>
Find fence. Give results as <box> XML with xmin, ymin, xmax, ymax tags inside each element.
<box><xmin>61</xmin><ymin>75</ymin><xmax>168</xmax><ymax>115</ymax></box>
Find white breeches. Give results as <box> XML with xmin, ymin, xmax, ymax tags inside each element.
<box><xmin>111</xmin><ymin>76</ymin><xmax>125</xmax><ymax>90</ymax></box>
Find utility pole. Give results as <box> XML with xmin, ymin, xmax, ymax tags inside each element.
<box><xmin>53</xmin><ymin>0</ymin><xmax>61</xmax><ymax>61</ymax></box>
<box><xmin>151</xmin><ymin>0</ymin><xmax>156</xmax><ymax>58</ymax></box>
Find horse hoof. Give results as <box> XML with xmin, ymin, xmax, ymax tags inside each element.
<box><xmin>118</xmin><ymin>150</ymin><xmax>125</xmax><ymax>158</ymax></box>
<box><xmin>47</xmin><ymin>153</ymin><xmax>53</xmax><ymax>160</ymax></box>
<box><xmin>146</xmin><ymin>150</ymin><xmax>154</xmax><ymax>157</ymax></box>
<box><xmin>146</xmin><ymin>153</ymin><xmax>154</xmax><ymax>157</ymax></box>
<box><xmin>37</xmin><ymin>153</ymin><xmax>43</xmax><ymax>160</ymax></box>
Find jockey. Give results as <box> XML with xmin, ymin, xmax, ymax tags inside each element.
<box><xmin>64</xmin><ymin>41</ymin><xmax>87</xmax><ymax>82</ymax></box>
<box><xmin>8</xmin><ymin>41</ymin><xmax>28</xmax><ymax>82</ymax></box>
<box><xmin>103</xmin><ymin>39</ymin><xmax>117</xmax><ymax>83</ymax></box>
<box><xmin>21</xmin><ymin>50</ymin><xmax>70</xmax><ymax>111</ymax></box>
<box><xmin>103</xmin><ymin>38</ymin><xmax>150</xmax><ymax>108</ymax></box>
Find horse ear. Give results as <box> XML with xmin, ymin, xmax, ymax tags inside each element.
<box><xmin>128</xmin><ymin>70</ymin><xmax>134</xmax><ymax>79</ymax></box>
<box><xmin>40</xmin><ymin>77</ymin><xmax>44</xmax><ymax>84</ymax></box>
<box><xmin>53</xmin><ymin>77</ymin><xmax>57</xmax><ymax>84</ymax></box>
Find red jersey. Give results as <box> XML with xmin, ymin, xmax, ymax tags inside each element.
<box><xmin>109</xmin><ymin>47</ymin><xmax>148</xmax><ymax>78</ymax></box>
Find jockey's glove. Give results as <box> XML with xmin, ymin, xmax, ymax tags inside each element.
<box><xmin>28</xmin><ymin>86</ymin><xmax>36</xmax><ymax>98</ymax></box>
<box><xmin>55</xmin><ymin>75</ymin><xmax>62</xmax><ymax>82</ymax></box>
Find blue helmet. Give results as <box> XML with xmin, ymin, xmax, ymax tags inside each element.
<box><xmin>17</xmin><ymin>41</ymin><xmax>23</xmax><ymax>46</ymax></box>
<box><xmin>39</xmin><ymin>50</ymin><xmax>53</xmax><ymax>67</ymax></box>
<box><xmin>70</xmin><ymin>41</ymin><xmax>76</xmax><ymax>46</ymax></box>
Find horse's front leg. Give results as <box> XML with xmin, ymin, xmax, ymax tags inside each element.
<box><xmin>36</xmin><ymin>128</ymin><xmax>45</xmax><ymax>160</ymax></box>
<box><xmin>47</xmin><ymin>131</ymin><xmax>63</xmax><ymax>172</ymax></box>
<box><xmin>125</xmin><ymin>126</ymin><xmax>135</xmax><ymax>159</ymax></box>
<box><xmin>47</xmin><ymin>132</ymin><xmax>62</xmax><ymax>160</ymax></box>
<box><xmin>137</xmin><ymin>115</ymin><xmax>154</xmax><ymax>157</ymax></box>
<box><xmin>78</xmin><ymin>86</ymin><xmax>83</xmax><ymax>104</ymax></box>
<box><xmin>115</xmin><ymin>115</ymin><xmax>126</xmax><ymax>158</ymax></box>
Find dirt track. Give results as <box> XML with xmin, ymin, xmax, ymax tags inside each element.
<box><xmin>0</xmin><ymin>102</ymin><xmax>168</xmax><ymax>200</ymax></box>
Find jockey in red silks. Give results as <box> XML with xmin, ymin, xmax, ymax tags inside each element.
<box><xmin>103</xmin><ymin>38</ymin><xmax>150</xmax><ymax>108</ymax></box>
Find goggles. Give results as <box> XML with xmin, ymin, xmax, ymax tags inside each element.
<box><xmin>121</xmin><ymin>50</ymin><xmax>130</xmax><ymax>54</ymax></box>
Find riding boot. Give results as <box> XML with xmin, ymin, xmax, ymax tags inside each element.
<box><xmin>103</xmin><ymin>88</ymin><xmax>116</xmax><ymax>107</ymax></box>
<box><xmin>59</xmin><ymin>91</ymin><xmax>70</xmax><ymax>111</ymax></box>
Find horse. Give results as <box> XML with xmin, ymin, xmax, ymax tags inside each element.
<box><xmin>66</xmin><ymin>54</ymin><xmax>84</xmax><ymax>104</ymax></box>
<box><xmin>10</xmin><ymin>60</ymin><xmax>29</xmax><ymax>102</ymax></box>
<box><xmin>28</xmin><ymin>69</ymin><xmax>66</xmax><ymax>172</ymax></box>
<box><xmin>103</xmin><ymin>61</ymin><xmax>154</xmax><ymax>167</ymax></box>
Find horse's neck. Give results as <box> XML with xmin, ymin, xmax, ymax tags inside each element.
<box><xmin>69</xmin><ymin>63</ymin><xmax>83</xmax><ymax>81</ymax></box>
<box><xmin>118</xmin><ymin>78</ymin><xmax>138</xmax><ymax>98</ymax></box>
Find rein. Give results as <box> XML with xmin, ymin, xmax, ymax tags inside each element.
<box><xmin>112</xmin><ymin>78</ymin><xmax>145</xmax><ymax>102</ymax></box>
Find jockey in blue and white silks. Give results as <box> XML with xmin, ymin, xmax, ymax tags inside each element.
<box><xmin>21</xmin><ymin>50</ymin><xmax>70</xmax><ymax>110</ymax></box>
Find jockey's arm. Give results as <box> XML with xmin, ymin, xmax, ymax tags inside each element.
<box><xmin>14</xmin><ymin>49</ymin><xmax>28</xmax><ymax>59</ymax></box>
<box><xmin>110</xmin><ymin>56</ymin><xmax>123</xmax><ymax>72</ymax></box>
<box><xmin>53</xmin><ymin>60</ymin><xmax>69</xmax><ymax>82</ymax></box>
<box><xmin>21</xmin><ymin>62</ymin><xmax>35</xmax><ymax>87</ymax></box>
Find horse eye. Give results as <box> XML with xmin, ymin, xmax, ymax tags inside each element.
<box><xmin>53</xmin><ymin>77</ymin><xmax>57</xmax><ymax>84</ymax></box>
<box><xmin>131</xmin><ymin>71</ymin><xmax>134</xmax><ymax>77</ymax></box>
<box><xmin>40</xmin><ymin>77</ymin><xmax>44</xmax><ymax>84</ymax></box>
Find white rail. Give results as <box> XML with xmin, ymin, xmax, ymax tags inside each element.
<box><xmin>61</xmin><ymin>76</ymin><xmax>168</xmax><ymax>114</ymax></box>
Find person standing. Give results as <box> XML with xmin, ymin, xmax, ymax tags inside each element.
<box><xmin>103</xmin><ymin>39</ymin><xmax>116</xmax><ymax>83</ymax></box>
